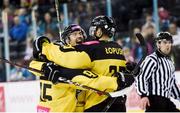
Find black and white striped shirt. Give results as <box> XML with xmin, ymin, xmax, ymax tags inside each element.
<box><xmin>135</xmin><ymin>50</ymin><xmax>180</xmax><ymax>100</ymax></box>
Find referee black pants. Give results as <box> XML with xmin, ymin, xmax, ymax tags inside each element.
<box><xmin>146</xmin><ymin>95</ymin><xmax>180</xmax><ymax>112</ymax></box>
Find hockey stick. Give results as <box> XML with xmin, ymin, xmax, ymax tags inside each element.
<box><xmin>0</xmin><ymin>57</ymin><xmax>43</xmax><ymax>74</ymax></box>
<box><xmin>57</xmin><ymin>77</ymin><xmax>134</xmax><ymax>97</ymax></box>
<box><xmin>55</xmin><ymin>0</ymin><xmax>62</xmax><ymax>41</ymax></box>
<box><xmin>0</xmin><ymin>57</ymin><xmax>130</xmax><ymax>97</ymax></box>
<box><xmin>0</xmin><ymin>33</ymin><xmax>147</xmax><ymax>98</ymax></box>
<box><xmin>131</xmin><ymin>33</ymin><xmax>148</xmax><ymax>76</ymax></box>
<box><xmin>102</xmin><ymin>33</ymin><xmax>148</xmax><ymax>111</ymax></box>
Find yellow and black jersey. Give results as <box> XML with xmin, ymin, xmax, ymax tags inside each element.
<box><xmin>42</xmin><ymin>43</ymin><xmax>92</xmax><ymax>69</ymax></box>
<box><xmin>75</xmin><ymin>40</ymin><xmax>126</xmax><ymax>77</ymax></box>
<box><xmin>42</xmin><ymin>41</ymin><xmax>126</xmax><ymax>76</ymax></box>
<box><xmin>74</xmin><ymin>40</ymin><xmax>127</xmax><ymax>109</ymax></box>
<box><xmin>40</xmin><ymin>40</ymin><xmax>127</xmax><ymax>110</ymax></box>
<box><xmin>29</xmin><ymin>60</ymin><xmax>118</xmax><ymax>112</ymax></box>
<box><xmin>29</xmin><ymin>60</ymin><xmax>77</xmax><ymax>112</ymax></box>
<box><xmin>38</xmin><ymin>80</ymin><xmax>77</xmax><ymax>112</ymax></box>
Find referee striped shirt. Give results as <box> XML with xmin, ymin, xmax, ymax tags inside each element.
<box><xmin>135</xmin><ymin>50</ymin><xmax>180</xmax><ymax>100</ymax></box>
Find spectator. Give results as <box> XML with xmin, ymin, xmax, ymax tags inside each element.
<box><xmin>9</xmin><ymin>15</ymin><xmax>28</xmax><ymax>59</ymax></box>
<box><xmin>168</xmin><ymin>22</ymin><xmax>180</xmax><ymax>70</ymax></box>
<box><xmin>141</xmin><ymin>12</ymin><xmax>156</xmax><ymax>33</ymax></box>
<box><xmin>39</xmin><ymin>12</ymin><xmax>58</xmax><ymax>40</ymax></box>
<box><xmin>9</xmin><ymin>15</ymin><xmax>28</xmax><ymax>42</ymax></box>
<box><xmin>158</xmin><ymin>7</ymin><xmax>170</xmax><ymax>31</ymax></box>
<box><xmin>169</xmin><ymin>22</ymin><xmax>180</xmax><ymax>46</ymax></box>
<box><xmin>17</xmin><ymin>8</ymin><xmax>30</xmax><ymax>25</ymax></box>
<box><xmin>27</xmin><ymin>10</ymin><xmax>45</xmax><ymax>37</ymax></box>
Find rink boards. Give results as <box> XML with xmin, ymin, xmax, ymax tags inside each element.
<box><xmin>0</xmin><ymin>71</ymin><xmax>179</xmax><ymax>112</ymax></box>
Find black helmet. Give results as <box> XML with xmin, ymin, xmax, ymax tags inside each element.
<box><xmin>155</xmin><ymin>32</ymin><xmax>173</xmax><ymax>43</ymax></box>
<box><xmin>61</xmin><ymin>24</ymin><xmax>87</xmax><ymax>45</ymax></box>
<box><xmin>89</xmin><ymin>15</ymin><xmax>116</xmax><ymax>39</ymax></box>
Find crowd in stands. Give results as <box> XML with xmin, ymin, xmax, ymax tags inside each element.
<box><xmin>0</xmin><ymin>0</ymin><xmax>180</xmax><ymax>82</ymax></box>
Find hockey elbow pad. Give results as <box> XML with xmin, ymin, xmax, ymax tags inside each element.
<box><xmin>33</xmin><ymin>36</ymin><xmax>50</xmax><ymax>60</ymax></box>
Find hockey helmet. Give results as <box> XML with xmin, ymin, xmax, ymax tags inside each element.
<box><xmin>61</xmin><ymin>24</ymin><xmax>87</xmax><ymax>44</ymax></box>
<box><xmin>155</xmin><ymin>32</ymin><xmax>173</xmax><ymax>43</ymax></box>
<box><xmin>89</xmin><ymin>15</ymin><xmax>116</xmax><ymax>39</ymax></box>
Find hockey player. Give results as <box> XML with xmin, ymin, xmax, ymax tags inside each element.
<box><xmin>31</xmin><ymin>15</ymin><xmax>136</xmax><ymax>111</ymax></box>
<box><xmin>30</xmin><ymin>24</ymin><xmax>119</xmax><ymax>112</ymax></box>
<box><xmin>30</xmin><ymin>24</ymin><xmax>87</xmax><ymax>112</ymax></box>
<box><xmin>77</xmin><ymin>15</ymin><xmax>132</xmax><ymax>112</ymax></box>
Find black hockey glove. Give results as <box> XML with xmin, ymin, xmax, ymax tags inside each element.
<box><xmin>126</xmin><ymin>62</ymin><xmax>140</xmax><ymax>76</ymax></box>
<box><xmin>113</xmin><ymin>72</ymin><xmax>134</xmax><ymax>90</ymax></box>
<box><xmin>41</xmin><ymin>62</ymin><xmax>65</xmax><ymax>84</ymax></box>
<box><xmin>33</xmin><ymin>36</ymin><xmax>50</xmax><ymax>61</ymax></box>
<box><xmin>41</xmin><ymin>62</ymin><xmax>97</xmax><ymax>84</ymax></box>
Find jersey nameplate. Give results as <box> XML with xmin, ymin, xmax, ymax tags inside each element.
<box><xmin>105</xmin><ymin>47</ymin><xmax>123</xmax><ymax>55</ymax></box>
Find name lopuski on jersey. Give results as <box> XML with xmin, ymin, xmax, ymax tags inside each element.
<box><xmin>105</xmin><ymin>47</ymin><xmax>123</xmax><ymax>55</ymax></box>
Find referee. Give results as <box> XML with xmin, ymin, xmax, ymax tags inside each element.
<box><xmin>135</xmin><ymin>32</ymin><xmax>180</xmax><ymax>112</ymax></box>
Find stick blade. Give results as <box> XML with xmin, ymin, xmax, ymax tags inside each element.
<box><xmin>135</xmin><ymin>33</ymin><xmax>148</xmax><ymax>58</ymax></box>
<box><xmin>109</xmin><ymin>85</ymin><xmax>133</xmax><ymax>97</ymax></box>
<box><xmin>135</xmin><ymin>33</ymin><xmax>146</xmax><ymax>46</ymax></box>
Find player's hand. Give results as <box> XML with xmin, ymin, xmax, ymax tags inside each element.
<box><xmin>33</xmin><ymin>36</ymin><xmax>50</xmax><ymax>61</ymax></box>
<box><xmin>41</xmin><ymin>62</ymin><xmax>63</xmax><ymax>84</ymax></box>
<box><xmin>114</xmin><ymin>72</ymin><xmax>135</xmax><ymax>90</ymax></box>
<box><xmin>126</xmin><ymin>62</ymin><xmax>140</xmax><ymax>76</ymax></box>
<box><xmin>139</xmin><ymin>97</ymin><xmax>150</xmax><ymax>110</ymax></box>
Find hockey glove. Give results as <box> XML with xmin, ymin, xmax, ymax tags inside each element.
<box><xmin>114</xmin><ymin>72</ymin><xmax>134</xmax><ymax>90</ymax></box>
<box><xmin>126</xmin><ymin>62</ymin><xmax>140</xmax><ymax>76</ymax></box>
<box><xmin>41</xmin><ymin>62</ymin><xmax>65</xmax><ymax>84</ymax></box>
<box><xmin>33</xmin><ymin>36</ymin><xmax>50</xmax><ymax>61</ymax></box>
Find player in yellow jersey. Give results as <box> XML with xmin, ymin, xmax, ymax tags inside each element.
<box><xmin>30</xmin><ymin>24</ymin><xmax>87</xmax><ymax>112</ymax></box>
<box><xmin>76</xmin><ymin>15</ymin><xmax>131</xmax><ymax>112</ymax></box>
<box><xmin>30</xmin><ymin>24</ymin><xmax>118</xmax><ymax>112</ymax></box>
<box><xmin>31</xmin><ymin>16</ymin><xmax>137</xmax><ymax>112</ymax></box>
